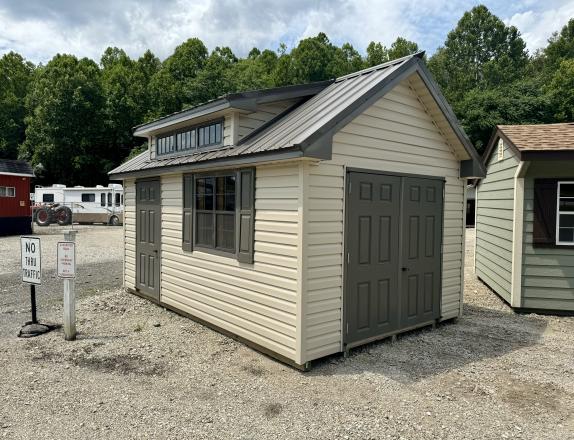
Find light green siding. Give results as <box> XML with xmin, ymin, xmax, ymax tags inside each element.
<box><xmin>475</xmin><ymin>142</ymin><xmax>519</xmax><ymax>302</ymax></box>
<box><xmin>521</xmin><ymin>161</ymin><xmax>574</xmax><ymax>311</ymax></box>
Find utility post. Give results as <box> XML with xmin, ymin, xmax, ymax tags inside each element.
<box><xmin>59</xmin><ymin>230</ymin><xmax>77</xmax><ymax>341</ymax></box>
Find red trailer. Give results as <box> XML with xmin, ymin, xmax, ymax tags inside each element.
<box><xmin>0</xmin><ymin>159</ymin><xmax>34</xmax><ymax>236</ymax></box>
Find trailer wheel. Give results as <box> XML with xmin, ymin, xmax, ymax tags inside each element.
<box><xmin>54</xmin><ymin>206</ymin><xmax>72</xmax><ymax>226</ymax></box>
<box><xmin>35</xmin><ymin>207</ymin><xmax>53</xmax><ymax>226</ymax></box>
<box><xmin>108</xmin><ymin>215</ymin><xmax>120</xmax><ymax>226</ymax></box>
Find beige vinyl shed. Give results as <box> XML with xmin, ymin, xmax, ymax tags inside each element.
<box><xmin>109</xmin><ymin>52</ymin><xmax>485</xmax><ymax>369</ymax></box>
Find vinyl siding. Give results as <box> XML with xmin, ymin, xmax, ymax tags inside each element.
<box><xmin>521</xmin><ymin>162</ymin><xmax>574</xmax><ymax>311</ymax></box>
<box><xmin>159</xmin><ymin>163</ymin><xmax>302</xmax><ymax>362</ymax></box>
<box><xmin>124</xmin><ymin>178</ymin><xmax>136</xmax><ymax>290</ymax></box>
<box><xmin>302</xmin><ymin>78</ymin><xmax>467</xmax><ymax>362</ymax></box>
<box><xmin>475</xmin><ymin>141</ymin><xmax>519</xmax><ymax>303</ymax></box>
<box><xmin>237</xmin><ymin>100</ymin><xmax>298</xmax><ymax>140</ymax></box>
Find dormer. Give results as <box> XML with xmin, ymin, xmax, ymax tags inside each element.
<box><xmin>133</xmin><ymin>81</ymin><xmax>332</xmax><ymax>161</ymax></box>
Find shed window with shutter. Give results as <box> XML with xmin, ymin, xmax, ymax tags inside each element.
<box><xmin>182</xmin><ymin>168</ymin><xmax>255</xmax><ymax>262</ymax></box>
<box><xmin>557</xmin><ymin>182</ymin><xmax>574</xmax><ymax>245</ymax></box>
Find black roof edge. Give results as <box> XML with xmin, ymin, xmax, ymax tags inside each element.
<box><xmin>108</xmin><ymin>147</ymin><xmax>304</xmax><ymax>179</ymax></box>
<box><xmin>132</xmin><ymin>80</ymin><xmax>333</xmax><ymax>136</ymax></box>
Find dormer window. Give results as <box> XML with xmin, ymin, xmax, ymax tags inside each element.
<box><xmin>156</xmin><ymin>120</ymin><xmax>223</xmax><ymax>157</ymax></box>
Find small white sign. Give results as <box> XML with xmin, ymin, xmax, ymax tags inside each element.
<box><xmin>21</xmin><ymin>236</ymin><xmax>41</xmax><ymax>285</ymax></box>
<box><xmin>57</xmin><ymin>241</ymin><xmax>76</xmax><ymax>278</ymax></box>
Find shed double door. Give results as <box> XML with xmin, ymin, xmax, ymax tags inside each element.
<box><xmin>345</xmin><ymin>171</ymin><xmax>443</xmax><ymax>346</ymax></box>
<box><xmin>136</xmin><ymin>179</ymin><xmax>161</xmax><ymax>301</ymax></box>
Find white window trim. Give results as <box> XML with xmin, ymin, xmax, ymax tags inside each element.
<box><xmin>0</xmin><ymin>186</ymin><xmax>16</xmax><ymax>197</ymax></box>
<box><xmin>556</xmin><ymin>181</ymin><xmax>574</xmax><ymax>245</ymax></box>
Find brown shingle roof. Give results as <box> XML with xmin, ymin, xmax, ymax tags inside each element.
<box><xmin>498</xmin><ymin>123</ymin><xmax>574</xmax><ymax>151</ymax></box>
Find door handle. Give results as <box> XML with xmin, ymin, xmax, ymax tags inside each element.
<box><xmin>401</xmin><ymin>267</ymin><xmax>409</xmax><ymax>272</ymax></box>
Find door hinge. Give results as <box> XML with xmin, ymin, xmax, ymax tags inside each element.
<box><xmin>347</xmin><ymin>252</ymin><xmax>350</xmax><ymax>264</ymax></box>
<box><xmin>348</xmin><ymin>181</ymin><xmax>351</xmax><ymax>195</ymax></box>
<box><xmin>346</xmin><ymin>322</ymin><xmax>349</xmax><ymax>334</ymax></box>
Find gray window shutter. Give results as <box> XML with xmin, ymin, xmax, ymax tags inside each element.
<box><xmin>237</xmin><ymin>168</ymin><xmax>255</xmax><ymax>263</ymax></box>
<box><xmin>182</xmin><ymin>174</ymin><xmax>193</xmax><ymax>252</ymax></box>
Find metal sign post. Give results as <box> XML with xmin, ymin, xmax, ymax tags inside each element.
<box><xmin>19</xmin><ymin>236</ymin><xmax>51</xmax><ymax>337</ymax></box>
<box><xmin>59</xmin><ymin>230</ymin><xmax>77</xmax><ymax>341</ymax></box>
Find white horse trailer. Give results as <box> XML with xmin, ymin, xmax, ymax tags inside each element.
<box><xmin>33</xmin><ymin>184</ymin><xmax>124</xmax><ymax>226</ymax></box>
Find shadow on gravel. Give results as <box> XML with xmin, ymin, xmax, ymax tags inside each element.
<box><xmin>310</xmin><ymin>304</ymin><xmax>547</xmax><ymax>383</ymax></box>
<box><xmin>30</xmin><ymin>346</ymin><xmax>166</xmax><ymax>377</ymax></box>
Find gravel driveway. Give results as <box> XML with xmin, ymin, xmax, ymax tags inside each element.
<box><xmin>0</xmin><ymin>227</ymin><xmax>573</xmax><ymax>439</ymax></box>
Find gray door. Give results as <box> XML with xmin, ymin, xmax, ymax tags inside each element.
<box><xmin>345</xmin><ymin>171</ymin><xmax>443</xmax><ymax>346</ymax></box>
<box><xmin>136</xmin><ymin>179</ymin><xmax>160</xmax><ymax>301</ymax></box>
<box><xmin>400</xmin><ymin>177</ymin><xmax>443</xmax><ymax>329</ymax></box>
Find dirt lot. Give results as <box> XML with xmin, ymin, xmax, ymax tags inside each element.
<box><xmin>0</xmin><ymin>227</ymin><xmax>573</xmax><ymax>439</ymax></box>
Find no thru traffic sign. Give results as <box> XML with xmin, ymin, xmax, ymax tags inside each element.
<box><xmin>21</xmin><ymin>236</ymin><xmax>41</xmax><ymax>285</ymax></box>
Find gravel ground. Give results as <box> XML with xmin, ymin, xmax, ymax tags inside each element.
<box><xmin>0</xmin><ymin>227</ymin><xmax>573</xmax><ymax>439</ymax></box>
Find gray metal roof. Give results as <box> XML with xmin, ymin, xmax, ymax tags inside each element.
<box><xmin>0</xmin><ymin>159</ymin><xmax>34</xmax><ymax>177</ymax></box>
<box><xmin>133</xmin><ymin>81</ymin><xmax>332</xmax><ymax>136</ymax></box>
<box><xmin>110</xmin><ymin>52</ymin><xmax>484</xmax><ymax>178</ymax></box>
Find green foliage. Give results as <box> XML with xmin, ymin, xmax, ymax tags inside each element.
<box><xmin>457</xmin><ymin>78</ymin><xmax>553</xmax><ymax>150</ymax></box>
<box><xmin>428</xmin><ymin>5</ymin><xmax>528</xmax><ymax>103</ymax></box>
<box><xmin>547</xmin><ymin>59</ymin><xmax>574</xmax><ymax>121</ymax></box>
<box><xmin>21</xmin><ymin>54</ymin><xmax>106</xmax><ymax>185</ymax></box>
<box><xmin>0</xmin><ymin>52</ymin><xmax>34</xmax><ymax>159</ymax></box>
<box><xmin>365</xmin><ymin>37</ymin><xmax>421</xmax><ymax>67</ymax></box>
<box><xmin>6</xmin><ymin>9</ymin><xmax>574</xmax><ymax>185</ymax></box>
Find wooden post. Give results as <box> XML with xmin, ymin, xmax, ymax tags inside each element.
<box><xmin>63</xmin><ymin>230</ymin><xmax>77</xmax><ymax>341</ymax></box>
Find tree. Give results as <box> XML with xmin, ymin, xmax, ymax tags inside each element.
<box><xmin>366</xmin><ymin>42</ymin><xmax>388</xmax><ymax>67</ymax></box>
<box><xmin>457</xmin><ymin>78</ymin><xmax>553</xmax><ymax>151</ymax></box>
<box><xmin>190</xmin><ymin>46</ymin><xmax>238</xmax><ymax>104</ymax></box>
<box><xmin>232</xmin><ymin>48</ymin><xmax>277</xmax><ymax>91</ymax></box>
<box><xmin>428</xmin><ymin>5</ymin><xmax>528</xmax><ymax>103</ymax></box>
<box><xmin>21</xmin><ymin>54</ymin><xmax>106</xmax><ymax>185</ymax></box>
<box><xmin>547</xmin><ymin>59</ymin><xmax>574</xmax><ymax>121</ymax></box>
<box><xmin>148</xmin><ymin>38</ymin><xmax>209</xmax><ymax>117</ymax></box>
<box><xmin>540</xmin><ymin>19</ymin><xmax>574</xmax><ymax>75</ymax></box>
<box><xmin>365</xmin><ymin>37</ymin><xmax>421</xmax><ymax>67</ymax></box>
<box><xmin>388</xmin><ymin>37</ymin><xmax>420</xmax><ymax>60</ymax></box>
<box><xmin>0</xmin><ymin>52</ymin><xmax>34</xmax><ymax>159</ymax></box>
<box><xmin>100</xmin><ymin>47</ymin><xmax>149</xmax><ymax>163</ymax></box>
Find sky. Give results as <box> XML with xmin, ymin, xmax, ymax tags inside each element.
<box><xmin>0</xmin><ymin>0</ymin><xmax>573</xmax><ymax>64</ymax></box>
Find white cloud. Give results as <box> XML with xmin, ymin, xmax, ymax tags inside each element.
<box><xmin>505</xmin><ymin>1</ymin><xmax>574</xmax><ymax>54</ymax></box>
<box><xmin>1</xmin><ymin>0</ymin><xmax>572</xmax><ymax>65</ymax></box>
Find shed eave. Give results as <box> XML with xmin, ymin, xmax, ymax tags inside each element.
<box><xmin>108</xmin><ymin>148</ymin><xmax>305</xmax><ymax>179</ymax></box>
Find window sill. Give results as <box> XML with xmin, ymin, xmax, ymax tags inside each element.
<box><xmin>189</xmin><ymin>245</ymin><xmax>237</xmax><ymax>260</ymax></box>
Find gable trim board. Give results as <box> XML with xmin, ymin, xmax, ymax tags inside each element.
<box><xmin>112</xmin><ymin>53</ymin><xmax>474</xmax><ymax>367</ymax></box>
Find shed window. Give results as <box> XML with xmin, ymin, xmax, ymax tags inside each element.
<box><xmin>557</xmin><ymin>182</ymin><xmax>574</xmax><ymax>245</ymax></box>
<box><xmin>156</xmin><ymin>120</ymin><xmax>223</xmax><ymax>156</ymax></box>
<box><xmin>0</xmin><ymin>186</ymin><xmax>15</xmax><ymax>197</ymax></box>
<box><xmin>81</xmin><ymin>193</ymin><xmax>95</xmax><ymax>202</ymax></box>
<box><xmin>194</xmin><ymin>175</ymin><xmax>236</xmax><ymax>251</ymax></box>
<box><xmin>182</xmin><ymin>168</ymin><xmax>255</xmax><ymax>262</ymax></box>
<box><xmin>42</xmin><ymin>193</ymin><xmax>54</xmax><ymax>203</ymax></box>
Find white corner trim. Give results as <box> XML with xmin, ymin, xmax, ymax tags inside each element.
<box><xmin>460</xmin><ymin>178</ymin><xmax>467</xmax><ymax>317</ymax></box>
<box><xmin>295</xmin><ymin>161</ymin><xmax>307</xmax><ymax>366</ymax></box>
<box><xmin>510</xmin><ymin>161</ymin><xmax>530</xmax><ymax>308</ymax></box>
<box><xmin>473</xmin><ymin>181</ymin><xmax>479</xmax><ymax>274</ymax></box>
